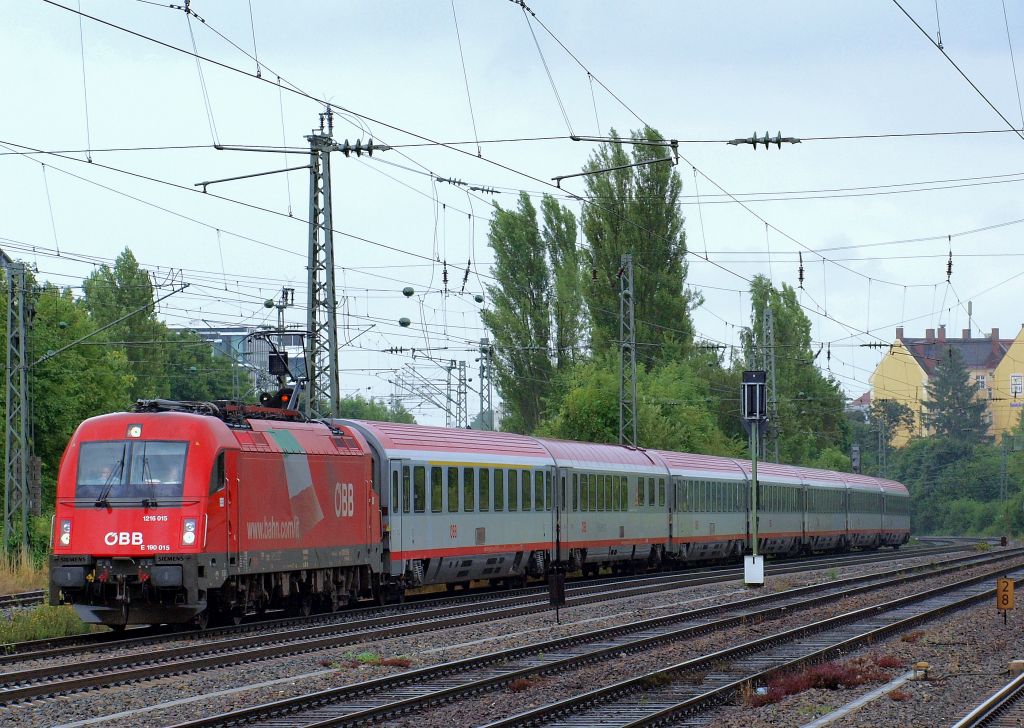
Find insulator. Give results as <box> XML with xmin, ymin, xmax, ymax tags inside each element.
<box><xmin>798</xmin><ymin>252</ymin><xmax>804</xmax><ymax>288</ymax></box>
<box><xmin>946</xmin><ymin>244</ymin><xmax>953</xmax><ymax>281</ymax></box>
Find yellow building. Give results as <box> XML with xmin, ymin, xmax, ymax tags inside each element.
<box><xmin>868</xmin><ymin>325</ymin><xmax>1024</xmax><ymax>446</ymax></box>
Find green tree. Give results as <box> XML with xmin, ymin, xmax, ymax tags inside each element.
<box><xmin>82</xmin><ymin>248</ymin><xmax>169</xmax><ymax>400</ymax></box>
<box><xmin>582</xmin><ymin>127</ymin><xmax>696</xmax><ymax>363</ymax></box>
<box><xmin>164</xmin><ymin>330</ymin><xmax>237</xmax><ymax>402</ymax></box>
<box><xmin>23</xmin><ymin>283</ymin><xmax>133</xmax><ymax>506</ymax></box>
<box><xmin>921</xmin><ymin>347</ymin><xmax>990</xmax><ymax>444</ymax></box>
<box><xmin>541</xmin><ymin>194</ymin><xmax>584</xmax><ymax>371</ymax></box>
<box><xmin>868</xmin><ymin>398</ymin><xmax>914</xmax><ymax>476</ymax></box>
<box><xmin>481</xmin><ymin>192</ymin><xmax>553</xmax><ymax>433</ymax></box>
<box><xmin>537</xmin><ymin>353</ymin><xmax>740</xmax><ymax>456</ymax></box>
<box><xmin>337</xmin><ymin>394</ymin><xmax>415</xmax><ymax>423</ymax></box>
<box><xmin>741</xmin><ymin>275</ymin><xmax>848</xmax><ymax>465</ymax></box>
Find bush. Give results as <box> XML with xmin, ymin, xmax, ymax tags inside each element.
<box><xmin>0</xmin><ymin>605</ymin><xmax>89</xmax><ymax>645</ymax></box>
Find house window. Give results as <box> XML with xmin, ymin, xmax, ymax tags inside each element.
<box><xmin>976</xmin><ymin>374</ymin><xmax>987</xmax><ymax>390</ymax></box>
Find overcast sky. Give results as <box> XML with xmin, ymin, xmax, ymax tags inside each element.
<box><xmin>4</xmin><ymin>1</ymin><xmax>1024</xmax><ymax>424</ymax></box>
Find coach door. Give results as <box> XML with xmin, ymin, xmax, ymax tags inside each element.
<box><xmin>386</xmin><ymin>459</ymin><xmax>406</xmax><ymax>576</ymax></box>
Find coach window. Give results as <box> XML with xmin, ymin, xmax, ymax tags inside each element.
<box><xmin>447</xmin><ymin>467</ymin><xmax>459</xmax><ymax>513</ymax></box>
<box><xmin>658</xmin><ymin>478</ymin><xmax>666</xmax><ymax>507</ymax></box>
<box><xmin>589</xmin><ymin>474</ymin><xmax>597</xmax><ymax>512</ymax></box>
<box><xmin>546</xmin><ymin>471</ymin><xmax>552</xmax><ymax>511</ymax></box>
<box><xmin>580</xmin><ymin>473</ymin><xmax>589</xmax><ymax>510</ymax></box>
<box><xmin>430</xmin><ymin>467</ymin><xmax>443</xmax><ymax>513</ymax></box>
<box><xmin>611</xmin><ymin>476</ymin><xmax>620</xmax><ymax>512</ymax></box>
<box><xmin>535</xmin><ymin>471</ymin><xmax>544</xmax><ymax>511</ymax></box>
<box><xmin>522</xmin><ymin>472</ymin><xmax>532</xmax><ymax>510</ymax></box>
<box><xmin>508</xmin><ymin>470</ymin><xmax>518</xmax><ymax>511</ymax></box>
<box><xmin>560</xmin><ymin>475</ymin><xmax>566</xmax><ymax>512</ymax></box>
<box><xmin>573</xmin><ymin>473</ymin><xmax>579</xmax><ymax>511</ymax></box>
<box><xmin>604</xmin><ymin>476</ymin><xmax>612</xmax><ymax>512</ymax></box>
<box><xmin>479</xmin><ymin>468</ymin><xmax>491</xmax><ymax>512</ymax></box>
<box><xmin>413</xmin><ymin>466</ymin><xmax>426</xmax><ymax>513</ymax></box>
<box><xmin>391</xmin><ymin>470</ymin><xmax>399</xmax><ymax>514</ymax></box>
<box><xmin>463</xmin><ymin>468</ymin><xmax>475</xmax><ymax>512</ymax></box>
<box><xmin>635</xmin><ymin>476</ymin><xmax>644</xmax><ymax>507</ymax></box>
<box><xmin>647</xmin><ymin>477</ymin><xmax>655</xmax><ymax>506</ymax></box>
<box><xmin>403</xmin><ymin>466</ymin><xmax>411</xmax><ymax>514</ymax></box>
<box><xmin>494</xmin><ymin>469</ymin><xmax>505</xmax><ymax>511</ymax></box>
<box><xmin>596</xmin><ymin>475</ymin><xmax>605</xmax><ymax>511</ymax></box>
<box><xmin>620</xmin><ymin>476</ymin><xmax>628</xmax><ymax>511</ymax></box>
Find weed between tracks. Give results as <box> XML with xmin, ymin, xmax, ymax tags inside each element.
<box><xmin>745</xmin><ymin>655</ymin><xmax>898</xmax><ymax>707</ymax></box>
<box><xmin>0</xmin><ymin>605</ymin><xmax>90</xmax><ymax>646</ymax></box>
<box><xmin>324</xmin><ymin>652</ymin><xmax>413</xmax><ymax>669</ymax></box>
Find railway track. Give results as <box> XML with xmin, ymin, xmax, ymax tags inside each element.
<box><xmin>160</xmin><ymin>549</ymin><xmax>1024</xmax><ymax>728</ymax></box>
<box><xmin>0</xmin><ymin>544</ymin><xmax>958</xmax><ymax>663</ymax></box>
<box><xmin>484</xmin><ymin>564</ymin><xmax>1024</xmax><ymax>727</ymax></box>
<box><xmin>0</xmin><ymin>590</ymin><xmax>43</xmax><ymax>609</ymax></box>
<box><xmin>0</xmin><ymin>546</ymin><xmax>975</xmax><ymax>705</ymax></box>
<box><xmin>952</xmin><ymin>671</ymin><xmax>1024</xmax><ymax>727</ymax></box>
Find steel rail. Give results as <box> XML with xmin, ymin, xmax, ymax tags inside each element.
<box><xmin>164</xmin><ymin>550</ymin><xmax>1022</xmax><ymax>728</ymax></box>
<box><xmin>951</xmin><ymin>671</ymin><xmax>1024</xmax><ymax>727</ymax></box>
<box><xmin>485</xmin><ymin>561</ymin><xmax>1024</xmax><ymax>727</ymax></box>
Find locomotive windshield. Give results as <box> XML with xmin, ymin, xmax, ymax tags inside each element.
<box><xmin>76</xmin><ymin>440</ymin><xmax>188</xmax><ymax>504</ymax></box>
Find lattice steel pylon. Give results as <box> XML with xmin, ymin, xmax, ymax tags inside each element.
<box><xmin>761</xmin><ymin>305</ymin><xmax>780</xmax><ymax>462</ymax></box>
<box><xmin>478</xmin><ymin>337</ymin><xmax>493</xmax><ymax>430</ymax></box>
<box><xmin>4</xmin><ymin>261</ymin><xmax>30</xmax><ymax>550</ymax></box>
<box><xmin>456</xmin><ymin>361</ymin><xmax>467</xmax><ymax>428</ymax></box>
<box><xmin>304</xmin><ymin>109</ymin><xmax>341</xmax><ymax>417</ymax></box>
<box><xmin>618</xmin><ymin>254</ymin><xmax>638</xmax><ymax>447</ymax></box>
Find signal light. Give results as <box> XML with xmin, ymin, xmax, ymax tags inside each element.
<box><xmin>260</xmin><ymin>387</ymin><xmax>295</xmax><ymax>409</ymax></box>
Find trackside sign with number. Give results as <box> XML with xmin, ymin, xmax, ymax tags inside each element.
<box><xmin>997</xmin><ymin>578</ymin><xmax>1015</xmax><ymax>610</ymax></box>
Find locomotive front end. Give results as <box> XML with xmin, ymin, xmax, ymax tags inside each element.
<box><xmin>50</xmin><ymin>414</ymin><xmax>215</xmax><ymax>627</ymax></box>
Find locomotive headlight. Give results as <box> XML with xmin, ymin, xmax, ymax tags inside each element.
<box><xmin>58</xmin><ymin>520</ymin><xmax>71</xmax><ymax>547</ymax></box>
<box><xmin>181</xmin><ymin>518</ymin><xmax>197</xmax><ymax>546</ymax></box>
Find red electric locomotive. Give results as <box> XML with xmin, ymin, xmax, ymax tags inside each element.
<box><xmin>49</xmin><ymin>400</ymin><xmax>382</xmax><ymax>628</ymax></box>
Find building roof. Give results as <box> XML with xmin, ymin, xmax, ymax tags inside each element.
<box><xmin>896</xmin><ymin>326</ymin><xmax>1014</xmax><ymax>376</ymax></box>
<box><xmin>901</xmin><ymin>337</ymin><xmax>1013</xmax><ymax>375</ymax></box>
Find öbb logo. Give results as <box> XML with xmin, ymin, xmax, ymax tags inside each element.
<box><xmin>335</xmin><ymin>483</ymin><xmax>355</xmax><ymax>518</ymax></box>
<box><xmin>104</xmin><ymin>532</ymin><xmax>143</xmax><ymax>546</ymax></box>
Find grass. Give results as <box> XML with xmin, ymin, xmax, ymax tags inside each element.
<box><xmin>0</xmin><ymin>604</ymin><xmax>90</xmax><ymax>646</ymax></box>
<box><xmin>0</xmin><ymin>549</ymin><xmax>48</xmax><ymax>594</ymax></box>
<box><xmin>746</xmin><ymin>656</ymin><xmax>894</xmax><ymax>707</ymax></box>
<box><xmin>329</xmin><ymin>651</ymin><xmax>413</xmax><ymax>669</ymax></box>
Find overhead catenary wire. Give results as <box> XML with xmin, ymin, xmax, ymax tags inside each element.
<box><xmin>892</xmin><ymin>0</ymin><xmax>1024</xmax><ymax>142</ymax></box>
<box><xmin>450</xmin><ymin>0</ymin><xmax>482</xmax><ymax>157</ymax></box>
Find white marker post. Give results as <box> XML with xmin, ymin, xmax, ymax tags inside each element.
<box><xmin>742</xmin><ymin>371</ymin><xmax>767</xmax><ymax>588</ymax></box>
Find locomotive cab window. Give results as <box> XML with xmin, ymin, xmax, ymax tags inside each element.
<box><xmin>209</xmin><ymin>451</ymin><xmax>225</xmax><ymax>494</ymax></box>
<box><xmin>76</xmin><ymin>440</ymin><xmax>188</xmax><ymax>504</ymax></box>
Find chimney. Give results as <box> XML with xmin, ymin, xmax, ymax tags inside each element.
<box><xmin>938</xmin><ymin>325</ymin><xmax>946</xmax><ymax>343</ymax></box>
<box><xmin>962</xmin><ymin>329</ymin><xmax>971</xmax><ymax>339</ymax></box>
<box><xmin>896</xmin><ymin>327</ymin><xmax>904</xmax><ymax>340</ymax></box>
<box><xmin>992</xmin><ymin>328</ymin><xmax>1001</xmax><ymax>354</ymax></box>
<box><xmin>926</xmin><ymin>328</ymin><xmax>935</xmax><ymax>340</ymax></box>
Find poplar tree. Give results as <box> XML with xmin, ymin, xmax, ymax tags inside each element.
<box><xmin>581</xmin><ymin>127</ymin><xmax>695</xmax><ymax>364</ymax></box>
<box><xmin>480</xmin><ymin>193</ymin><xmax>553</xmax><ymax>432</ymax></box>
<box><xmin>541</xmin><ymin>194</ymin><xmax>584</xmax><ymax>370</ymax></box>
